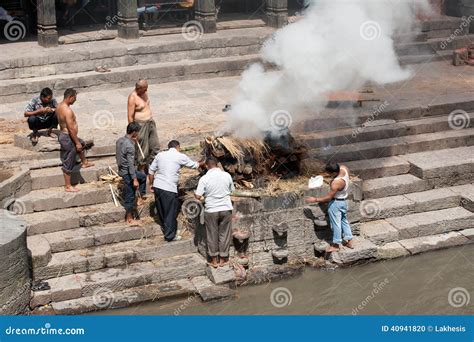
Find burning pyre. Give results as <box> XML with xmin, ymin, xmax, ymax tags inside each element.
<box><xmin>200</xmin><ymin>129</ymin><xmax>308</xmax><ymax>188</ymax></box>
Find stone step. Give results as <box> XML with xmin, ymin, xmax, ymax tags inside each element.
<box><xmin>30</xmin><ymin>162</ymin><xmax>115</xmax><ymax>191</ymax></box>
<box><xmin>31</xmin><ymin>234</ymin><xmax>196</xmax><ymax>281</ymax></box>
<box><xmin>13</xmin><ymin>133</ymin><xmax>116</xmax><ymax>158</ymax></box>
<box><xmin>30</xmin><ymin>221</ymin><xmax>161</xmax><ymax>254</ymax></box>
<box><xmin>362</xmin><ymin>174</ymin><xmax>431</xmax><ymax>199</ymax></box>
<box><xmin>345</xmin><ymin>156</ymin><xmax>410</xmax><ymax>180</ymax></box>
<box><xmin>420</xmin><ymin>16</ymin><xmax>469</xmax><ymax>32</ymax></box>
<box><xmin>310</xmin><ymin>127</ymin><xmax>474</xmax><ymax>162</ymax></box>
<box><xmin>29</xmin><ymin>253</ymin><xmax>206</xmax><ymax>307</ymax></box>
<box><xmin>0</xmin><ymin>27</ymin><xmax>271</xmax><ymax>81</ymax></box>
<box><xmin>329</xmin><ymin>236</ymin><xmax>377</xmax><ymax>264</ymax></box>
<box><xmin>401</xmin><ymin>146</ymin><xmax>474</xmax><ymax>188</ymax></box>
<box><xmin>359</xmin><ymin>187</ymin><xmax>462</xmax><ymax>221</ymax></box>
<box><xmin>361</xmin><ymin>206</ymin><xmax>474</xmax><ymax>245</ymax></box>
<box><xmin>31</xmin><ymin>275</ymin><xmax>236</xmax><ymax>314</ymax></box>
<box><xmin>38</xmin><ymin>279</ymin><xmax>197</xmax><ymax>314</ymax></box>
<box><xmin>298</xmin><ymin>113</ymin><xmax>474</xmax><ymax>149</ymax></box>
<box><xmin>449</xmin><ymin>184</ymin><xmax>474</xmax><ymax>213</ymax></box>
<box><xmin>346</xmin><ymin>145</ymin><xmax>474</xmax><ymax>181</ymax></box>
<box><xmin>395</xmin><ymin>35</ymin><xmax>472</xmax><ymax>56</ymax></box>
<box><xmin>377</xmin><ymin>229</ymin><xmax>473</xmax><ymax>260</ymax></box>
<box><xmin>16</xmin><ymin>184</ymin><xmax>112</xmax><ymax>214</ymax></box>
<box><xmin>0</xmin><ymin>54</ymin><xmax>261</xmax><ymax>104</ymax></box>
<box><xmin>294</xmin><ymin>100</ymin><xmax>474</xmax><ymax>133</ymax></box>
<box><xmin>23</xmin><ymin>201</ymin><xmax>148</xmax><ymax>236</ymax></box>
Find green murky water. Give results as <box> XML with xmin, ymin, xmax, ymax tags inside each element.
<box><xmin>99</xmin><ymin>245</ymin><xmax>474</xmax><ymax>315</ymax></box>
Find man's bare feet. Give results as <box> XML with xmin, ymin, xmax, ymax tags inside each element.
<box><xmin>65</xmin><ymin>186</ymin><xmax>79</xmax><ymax>192</ymax></box>
<box><xmin>30</xmin><ymin>133</ymin><xmax>39</xmax><ymax>145</ymax></box>
<box><xmin>47</xmin><ymin>129</ymin><xmax>57</xmax><ymax>139</ymax></box>
<box><xmin>219</xmin><ymin>257</ymin><xmax>229</xmax><ymax>267</ymax></box>
<box><xmin>325</xmin><ymin>244</ymin><xmax>340</xmax><ymax>253</ymax></box>
<box><xmin>208</xmin><ymin>257</ymin><xmax>218</xmax><ymax>268</ymax></box>
<box><xmin>126</xmin><ymin>219</ymin><xmax>142</xmax><ymax>226</ymax></box>
<box><xmin>343</xmin><ymin>240</ymin><xmax>354</xmax><ymax>249</ymax></box>
<box><xmin>82</xmin><ymin>161</ymin><xmax>95</xmax><ymax>168</ymax></box>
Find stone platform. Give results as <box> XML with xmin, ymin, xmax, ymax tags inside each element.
<box><xmin>0</xmin><ymin>15</ymin><xmax>473</xmax><ymax>314</ymax></box>
<box><xmin>2</xmin><ymin>99</ymin><xmax>473</xmax><ymax>314</ymax></box>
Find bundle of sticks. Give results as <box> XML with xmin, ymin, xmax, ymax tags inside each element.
<box><xmin>200</xmin><ymin>130</ymin><xmax>307</xmax><ymax>188</ymax></box>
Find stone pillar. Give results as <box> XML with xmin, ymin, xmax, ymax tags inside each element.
<box><xmin>265</xmin><ymin>0</ymin><xmax>288</xmax><ymax>28</ymax></box>
<box><xmin>195</xmin><ymin>0</ymin><xmax>216</xmax><ymax>33</ymax></box>
<box><xmin>117</xmin><ymin>0</ymin><xmax>139</xmax><ymax>39</ymax></box>
<box><xmin>37</xmin><ymin>0</ymin><xmax>58</xmax><ymax>47</ymax></box>
<box><xmin>0</xmin><ymin>212</ymin><xmax>30</xmax><ymax>315</ymax></box>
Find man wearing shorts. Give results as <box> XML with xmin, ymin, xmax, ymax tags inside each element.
<box><xmin>56</xmin><ymin>88</ymin><xmax>94</xmax><ymax>192</ymax></box>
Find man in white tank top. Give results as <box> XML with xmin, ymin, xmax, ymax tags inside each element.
<box><xmin>306</xmin><ymin>162</ymin><xmax>354</xmax><ymax>252</ymax></box>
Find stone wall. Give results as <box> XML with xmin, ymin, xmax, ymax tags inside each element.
<box><xmin>445</xmin><ymin>0</ymin><xmax>474</xmax><ymax>33</ymax></box>
<box><xmin>0</xmin><ymin>211</ymin><xmax>31</xmax><ymax>315</ymax></box>
<box><xmin>0</xmin><ymin>166</ymin><xmax>31</xmax><ymax>211</ymax></box>
<box><xmin>194</xmin><ymin>178</ymin><xmax>363</xmax><ymax>267</ymax></box>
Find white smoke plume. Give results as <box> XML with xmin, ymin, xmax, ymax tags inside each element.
<box><xmin>224</xmin><ymin>0</ymin><xmax>432</xmax><ymax>138</ymax></box>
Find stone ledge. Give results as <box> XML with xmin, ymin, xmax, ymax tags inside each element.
<box><xmin>376</xmin><ymin>241</ymin><xmax>409</xmax><ymax>260</ymax></box>
<box><xmin>360</xmin><ymin>220</ymin><xmax>399</xmax><ymax>245</ymax></box>
<box><xmin>399</xmin><ymin>231</ymin><xmax>470</xmax><ymax>255</ymax></box>
<box><xmin>329</xmin><ymin>237</ymin><xmax>377</xmax><ymax>265</ymax></box>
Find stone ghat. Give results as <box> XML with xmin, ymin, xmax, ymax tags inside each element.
<box><xmin>3</xmin><ymin>98</ymin><xmax>474</xmax><ymax>314</ymax></box>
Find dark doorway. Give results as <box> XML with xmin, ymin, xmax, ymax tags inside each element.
<box><xmin>215</xmin><ymin>0</ymin><xmax>266</xmax><ymax>24</ymax></box>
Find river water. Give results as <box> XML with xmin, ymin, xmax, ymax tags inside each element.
<box><xmin>101</xmin><ymin>245</ymin><xmax>474</xmax><ymax>315</ymax></box>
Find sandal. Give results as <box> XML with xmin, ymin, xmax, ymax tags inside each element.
<box><xmin>32</xmin><ymin>280</ymin><xmax>50</xmax><ymax>291</ymax></box>
<box><xmin>30</xmin><ymin>134</ymin><xmax>39</xmax><ymax>145</ymax></box>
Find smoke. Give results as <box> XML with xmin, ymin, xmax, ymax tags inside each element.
<box><xmin>224</xmin><ymin>0</ymin><xmax>432</xmax><ymax>138</ymax></box>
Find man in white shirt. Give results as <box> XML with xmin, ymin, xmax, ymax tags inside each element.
<box><xmin>195</xmin><ymin>157</ymin><xmax>235</xmax><ymax>268</ymax></box>
<box><xmin>148</xmin><ymin>140</ymin><xmax>203</xmax><ymax>242</ymax></box>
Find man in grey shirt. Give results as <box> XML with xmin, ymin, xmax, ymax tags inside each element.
<box><xmin>195</xmin><ymin>157</ymin><xmax>235</xmax><ymax>267</ymax></box>
<box><xmin>116</xmin><ymin>122</ymin><xmax>147</xmax><ymax>225</ymax></box>
<box><xmin>148</xmin><ymin>140</ymin><xmax>204</xmax><ymax>242</ymax></box>
<box><xmin>24</xmin><ymin>87</ymin><xmax>58</xmax><ymax>145</ymax></box>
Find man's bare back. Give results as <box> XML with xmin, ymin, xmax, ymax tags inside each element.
<box><xmin>56</xmin><ymin>101</ymin><xmax>78</xmax><ymax>134</ymax></box>
<box><xmin>57</xmin><ymin>89</ymin><xmax>94</xmax><ymax>193</ymax></box>
<box><xmin>128</xmin><ymin>80</ymin><xmax>152</xmax><ymax>122</ymax></box>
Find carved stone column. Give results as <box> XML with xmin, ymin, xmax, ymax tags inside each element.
<box><xmin>37</xmin><ymin>0</ymin><xmax>58</xmax><ymax>47</ymax></box>
<box><xmin>195</xmin><ymin>0</ymin><xmax>216</xmax><ymax>33</ymax></box>
<box><xmin>117</xmin><ymin>0</ymin><xmax>139</xmax><ymax>39</ymax></box>
<box><xmin>265</xmin><ymin>0</ymin><xmax>288</xmax><ymax>28</ymax></box>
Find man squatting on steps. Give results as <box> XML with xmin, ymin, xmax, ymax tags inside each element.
<box><xmin>306</xmin><ymin>162</ymin><xmax>354</xmax><ymax>252</ymax></box>
<box><xmin>116</xmin><ymin>122</ymin><xmax>147</xmax><ymax>225</ymax></box>
<box><xmin>56</xmin><ymin>88</ymin><xmax>95</xmax><ymax>192</ymax></box>
<box><xmin>148</xmin><ymin>140</ymin><xmax>205</xmax><ymax>242</ymax></box>
<box><xmin>24</xmin><ymin>87</ymin><xmax>58</xmax><ymax>145</ymax></box>
<box><xmin>195</xmin><ymin>157</ymin><xmax>235</xmax><ymax>268</ymax></box>
<box><xmin>128</xmin><ymin>79</ymin><xmax>160</xmax><ymax>169</ymax></box>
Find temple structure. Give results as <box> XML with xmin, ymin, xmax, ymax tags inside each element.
<box><xmin>1</xmin><ymin>0</ymin><xmax>472</xmax><ymax>47</ymax></box>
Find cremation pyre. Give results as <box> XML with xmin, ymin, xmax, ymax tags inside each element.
<box><xmin>200</xmin><ymin>129</ymin><xmax>307</xmax><ymax>188</ymax></box>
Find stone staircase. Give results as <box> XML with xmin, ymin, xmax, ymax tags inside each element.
<box><xmin>2</xmin><ymin>15</ymin><xmax>473</xmax><ymax>315</ymax></box>
<box><xmin>10</xmin><ymin>95</ymin><xmax>473</xmax><ymax>314</ymax></box>
<box><xmin>305</xmin><ymin>129</ymin><xmax>474</xmax><ymax>264</ymax></box>
<box><xmin>10</xmin><ymin>155</ymin><xmax>234</xmax><ymax>315</ymax></box>
<box><xmin>0</xmin><ymin>16</ymin><xmax>471</xmax><ymax>103</ymax></box>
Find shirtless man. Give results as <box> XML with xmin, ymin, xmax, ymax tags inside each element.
<box><xmin>306</xmin><ymin>162</ymin><xmax>354</xmax><ymax>252</ymax></box>
<box><xmin>127</xmin><ymin>79</ymin><xmax>160</xmax><ymax>168</ymax></box>
<box><xmin>56</xmin><ymin>88</ymin><xmax>94</xmax><ymax>192</ymax></box>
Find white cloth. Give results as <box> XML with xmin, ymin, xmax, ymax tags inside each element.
<box><xmin>149</xmin><ymin>148</ymin><xmax>198</xmax><ymax>193</ymax></box>
<box><xmin>195</xmin><ymin>168</ymin><xmax>235</xmax><ymax>213</ymax></box>
<box><xmin>0</xmin><ymin>7</ymin><xmax>13</xmax><ymax>21</ymax></box>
